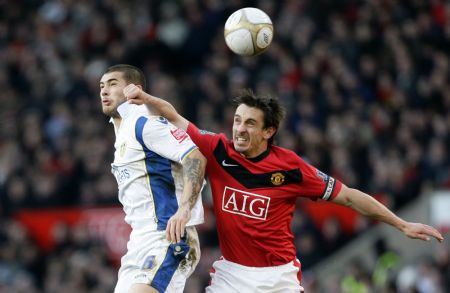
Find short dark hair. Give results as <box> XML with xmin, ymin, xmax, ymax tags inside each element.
<box><xmin>104</xmin><ymin>64</ymin><xmax>146</xmax><ymax>90</ymax></box>
<box><xmin>231</xmin><ymin>89</ymin><xmax>286</xmax><ymax>145</ymax></box>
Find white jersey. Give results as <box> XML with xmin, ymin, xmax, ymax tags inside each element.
<box><xmin>110</xmin><ymin>102</ymin><xmax>204</xmax><ymax>232</ymax></box>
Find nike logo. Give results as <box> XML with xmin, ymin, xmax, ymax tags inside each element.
<box><xmin>222</xmin><ymin>160</ymin><xmax>239</xmax><ymax>167</ymax></box>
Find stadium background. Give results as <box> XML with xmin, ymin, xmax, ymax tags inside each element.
<box><xmin>0</xmin><ymin>0</ymin><xmax>449</xmax><ymax>292</ymax></box>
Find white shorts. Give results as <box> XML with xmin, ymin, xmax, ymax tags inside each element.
<box><xmin>206</xmin><ymin>257</ymin><xmax>303</xmax><ymax>293</ymax></box>
<box><xmin>114</xmin><ymin>226</ymin><xmax>200</xmax><ymax>293</ymax></box>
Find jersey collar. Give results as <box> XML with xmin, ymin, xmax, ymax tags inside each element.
<box><xmin>109</xmin><ymin>102</ymin><xmax>137</xmax><ymax>124</ymax></box>
<box><xmin>247</xmin><ymin>147</ymin><xmax>271</xmax><ymax>162</ymax></box>
<box><xmin>117</xmin><ymin>101</ymin><xmax>133</xmax><ymax>118</ymax></box>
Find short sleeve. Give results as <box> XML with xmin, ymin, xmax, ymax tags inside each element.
<box><xmin>186</xmin><ymin>122</ymin><xmax>221</xmax><ymax>160</ymax></box>
<box><xmin>298</xmin><ymin>159</ymin><xmax>342</xmax><ymax>201</ymax></box>
<box><xmin>137</xmin><ymin>116</ymin><xmax>197</xmax><ymax>163</ymax></box>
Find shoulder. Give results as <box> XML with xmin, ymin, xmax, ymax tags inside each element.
<box><xmin>132</xmin><ymin>115</ymin><xmax>180</xmax><ymax>143</ymax></box>
<box><xmin>146</xmin><ymin>115</ymin><xmax>172</xmax><ymax>126</ymax></box>
<box><xmin>187</xmin><ymin>122</ymin><xmax>228</xmax><ymax>143</ymax></box>
<box><xmin>271</xmin><ymin>145</ymin><xmax>301</xmax><ymax>160</ymax></box>
<box><xmin>269</xmin><ymin>146</ymin><xmax>312</xmax><ymax>169</ymax></box>
<box><xmin>133</xmin><ymin>114</ymin><xmax>173</xmax><ymax>129</ymax></box>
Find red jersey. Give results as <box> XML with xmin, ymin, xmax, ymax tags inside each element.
<box><xmin>187</xmin><ymin>123</ymin><xmax>342</xmax><ymax>267</ymax></box>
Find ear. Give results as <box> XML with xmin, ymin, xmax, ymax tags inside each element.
<box><xmin>135</xmin><ymin>84</ymin><xmax>143</xmax><ymax>90</ymax></box>
<box><xmin>263</xmin><ymin>127</ymin><xmax>276</xmax><ymax>140</ymax></box>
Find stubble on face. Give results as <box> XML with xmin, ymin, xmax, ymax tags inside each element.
<box><xmin>101</xmin><ymin>103</ymin><xmax>118</xmax><ymax>117</ymax></box>
<box><xmin>99</xmin><ymin>72</ymin><xmax>128</xmax><ymax>117</ymax></box>
<box><xmin>232</xmin><ymin>105</ymin><xmax>267</xmax><ymax>158</ymax></box>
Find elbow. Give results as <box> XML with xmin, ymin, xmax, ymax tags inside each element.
<box><xmin>335</xmin><ymin>185</ymin><xmax>354</xmax><ymax>207</ymax></box>
<box><xmin>200</xmin><ymin>154</ymin><xmax>207</xmax><ymax>168</ymax></box>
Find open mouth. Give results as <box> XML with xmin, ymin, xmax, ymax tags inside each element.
<box><xmin>234</xmin><ymin>136</ymin><xmax>249</xmax><ymax>148</ymax></box>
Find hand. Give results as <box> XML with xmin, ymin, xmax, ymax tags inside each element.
<box><xmin>123</xmin><ymin>84</ymin><xmax>145</xmax><ymax>105</ymax></box>
<box><xmin>402</xmin><ymin>222</ymin><xmax>444</xmax><ymax>242</ymax></box>
<box><xmin>166</xmin><ymin>205</ymin><xmax>191</xmax><ymax>243</ymax></box>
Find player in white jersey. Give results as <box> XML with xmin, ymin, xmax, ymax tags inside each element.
<box><xmin>99</xmin><ymin>64</ymin><xmax>207</xmax><ymax>293</ymax></box>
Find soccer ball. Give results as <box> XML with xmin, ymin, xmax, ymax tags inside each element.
<box><xmin>224</xmin><ymin>7</ymin><xmax>274</xmax><ymax>57</ymax></box>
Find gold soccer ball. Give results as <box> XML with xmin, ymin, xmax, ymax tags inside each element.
<box><xmin>224</xmin><ymin>7</ymin><xmax>274</xmax><ymax>57</ymax></box>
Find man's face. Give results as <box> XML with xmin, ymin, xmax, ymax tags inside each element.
<box><xmin>99</xmin><ymin>71</ymin><xmax>127</xmax><ymax>117</ymax></box>
<box><xmin>232</xmin><ymin>104</ymin><xmax>274</xmax><ymax>158</ymax></box>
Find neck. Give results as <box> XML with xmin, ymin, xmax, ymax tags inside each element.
<box><xmin>113</xmin><ymin>116</ymin><xmax>122</xmax><ymax>129</ymax></box>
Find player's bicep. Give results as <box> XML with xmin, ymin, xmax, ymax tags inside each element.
<box><xmin>180</xmin><ymin>148</ymin><xmax>207</xmax><ymax>186</ymax></box>
<box><xmin>143</xmin><ymin>120</ymin><xmax>196</xmax><ymax>162</ymax></box>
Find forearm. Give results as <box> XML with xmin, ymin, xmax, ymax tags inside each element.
<box><xmin>333</xmin><ymin>186</ymin><xmax>407</xmax><ymax>232</ymax></box>
<box><xmin>141</xmin><ymin>92</ymin><xmax>189</xmax><ymax>130</ymax></box>
<box><xmin>180</xmin><ymin>149</ymin><xmax>206</xmax><ymax>210</ymax></box>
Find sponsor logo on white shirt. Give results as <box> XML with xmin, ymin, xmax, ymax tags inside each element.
<box><xmin>111</xmin><ymin>166</ymin><xmax>130</xmax><ymax>185</ymax></box>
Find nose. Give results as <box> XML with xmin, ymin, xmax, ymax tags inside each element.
<box><xmin>236</xmin><ymin>123</ymin><xmax>246</xmax><ymax>133</ymax></box>
<box><xmin>101</xmin><ymin>87</ymin><xmax>108</xmax><ymax>97</ymax></box>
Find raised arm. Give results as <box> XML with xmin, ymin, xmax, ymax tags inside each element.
<box><xmin>123</xmin><ymin>84</ymin><xmax>189</xmax><ymax>131</ymax></box>
<box><xmin>332</xmin><ymin>185</ymin><xmax>444</xmax><ymax>242</ymax></box>
<box><xmin>166</xmin><ymin>148</ymin><xmax>207</xmax><ymax>243</ymax></box>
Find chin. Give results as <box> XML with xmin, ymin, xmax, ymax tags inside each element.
<box><xmin>233</xmin><ymin>143</ymin><xmax>242</xmax><ymax>151</ymax></box>
<box><xmin>102</xmin><ymin>106</ymin><xmax>117</xmax><ymax>117</ymax></box>
<box><xmin>233</xmin><ymin>144</ymin><xmax>247</xmax><ymax>154</ymax></box>
<box><xmin>102</xmin><ymin>109</ymin><xmax>112</xmax><ymax>116</ymax></box>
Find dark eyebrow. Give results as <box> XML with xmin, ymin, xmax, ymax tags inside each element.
<box><xmin>234</xmin><ymin>114</ymin><xmax>257</xmax><ymax>124</ymax></box>
<box><xmin>100</xmin><ymin>78</ymin><xmax>119</xmax><ymax>85</ymax></box>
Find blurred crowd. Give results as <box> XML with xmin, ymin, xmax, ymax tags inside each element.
<box><xmin>0</xmin><ymin>0</ymin><xmax>449</xmax><ymax>292</ymax></box>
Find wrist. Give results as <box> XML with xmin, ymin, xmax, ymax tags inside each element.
<box><xmin>396</xmin><ymin>219</ymin><xmax>408</xmax><ymax>232</ymax></box>
<box><xmin>178</xmin><ymin>202</ymin><xmax>191</xmax><ymax>210</ymax></box>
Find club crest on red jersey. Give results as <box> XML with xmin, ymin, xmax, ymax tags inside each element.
<box><xmin>222</xmin><ymin>186</ymin><xmax>270</xmax><ymax>220</ymax></box>
<box><xmin>270</xmin><ymin>172</ymin><xmax>285</xmax><ymax>186</ymax></box>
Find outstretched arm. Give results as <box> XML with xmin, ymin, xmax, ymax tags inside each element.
<box><xmin>123</xmin><ymin>83</ymin><xmax>190</xmax><ymax>131</ymax></box>
<box><xmin>166</xmin><ymin>148</ymin><xmax>206</xmax><ymax>243</ymax></box>
<box><xmin>332</xmin><ymin>185</ymin><xmax>444</xmax><ymax>242</ymax></box>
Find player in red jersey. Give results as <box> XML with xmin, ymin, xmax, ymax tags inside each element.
<box><xmin>124</xmin><ymin>84</ymin><xmax>444</xmax><ymax>292</ymax></box>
